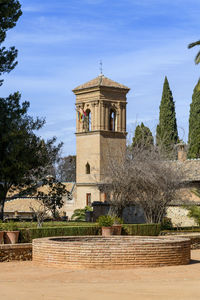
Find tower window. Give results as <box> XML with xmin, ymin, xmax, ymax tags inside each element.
<box><xmin>109</xmin><ymin>109</ymin><xmax>116</xmax><ymax>131</ymax></box>
<box><xmin>86</xmin><ymin>162</ymin><xmax>90</xmax><ymax>174</ymax></box>
<box><xmin>84</xmin><ymin>109</ymin><xmax>91</xmax><ymax>131</ymax></box>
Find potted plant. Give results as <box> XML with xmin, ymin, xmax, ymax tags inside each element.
<box><xmin>0</xmin><ymin>221</ymin><xmax>4</xmax><ymax>244</ymax></box>
<box><xmin>112</xmin><ymin>217</ymin><xmax>123</xmax><ymax>235</ymax></box>
<box><xmin>97</xmin><ymin>215</ymin><xmax>114</xmax><ymax>236</ymax></box>
<box><xmin>4</xmin><ymin>222</ymin><xmax>20</xmax><ymax>244</ymax></box>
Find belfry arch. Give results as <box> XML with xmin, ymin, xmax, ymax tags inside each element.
<box><xmin>109</xmin><ymin>109</ymin><xmax>117</xmax><ymax>131</ymax></box>
<box><xmin>84</xmin><ymin>109</ymin><xmax>91</xmax><ymax>132</ymax></box>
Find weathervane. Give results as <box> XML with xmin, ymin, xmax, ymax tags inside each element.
<box><xmin>99</xmin><ymin>60</ymin><xmax>103</xmax><ymax>75</ymax></box>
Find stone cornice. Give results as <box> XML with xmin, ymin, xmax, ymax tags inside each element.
<box><xmin>75</xmin><ymin>130</ymin><xmax>127</xmax><ymax>138</ymax></box>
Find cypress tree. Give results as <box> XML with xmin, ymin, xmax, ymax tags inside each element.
<box><xmin>156</xmin><ymin>76</ymin><xmax>179</xmax><ymax>156</ymax></box>
<box><xmin>132</xmin><ymin>123</ymin><xmax>153</xmax><ymax>150</ymax></box>
<box><xmin>188</xmin><ymin>79</ymin><xmax>200</xmax><ymax>158</ymax></box>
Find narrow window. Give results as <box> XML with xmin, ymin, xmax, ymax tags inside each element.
<box><xmin>86</xmin><ymin>193</ymin><xmax>91</xmax><ymax>206</ymax></box>
<box><xmin>104</xmin><ymin>193</ymin><xmax>107</xmax><ymax>201</ymax></box>
<box><xmin>109</xmin><ymin>109</ymin><xmax>116</xmax><ymax>131</ymax></box>
<box><xmin>84</xmin><ymin>109</ymin><xmax>91</xmax><ymax>131</ymax></box>
<box><xmin>85</xmin><ymin>162</ymin><xmax>90</xmax><ymax>174</ymax></box>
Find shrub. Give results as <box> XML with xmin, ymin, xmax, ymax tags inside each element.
<box><xmin>17</xmin><ymin>223</ymin><xmax>161</xmax><ymax>243</ymax></box>
<box><xmin>19</xmin><ymin>226</ymin><xmax>100</xmax><ymax>243</ymax></box>
<box><xmin>71</xmin><ymin>206</ymin><xmax>92</xmax><ymax>221</ymax></box>
<box><xmin>122</xmin><ymin>224</ymin><xmax>161</xmax><ymax>236</ymax></box>
<box><xmin>97</xmin><ymin>215</ymin><xmax>114</xmax><ymax>227</ymax></box>
<box><xmin>185</xmin><ymin>206</ymin><xmax>200</xmax><ymax>226</ymax></box>
<box><xmin>3</xmin><ymin>221</ymin><xmax>19</xmax><ymax>231</ymax></box>
<box><xmin>161</xmin><ymin>217</ymin><xmax>173</xmax><ymax>230</ymax></box>
<box><xmin>113</xmin><ymin>217</ymin><xmax>123</xmax><ymax>225</ymax></box>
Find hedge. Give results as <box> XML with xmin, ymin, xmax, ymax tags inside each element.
<box><xmin>4</xmin><ymin>221</ymin><xmax>97</xmax><ymax>229</ymax></box>
<box><xmin>19</xmin><ymin>226</ymin><xmax>100</xmax><ymax>243</ymax></box>
<box><xmin>161</xmin><ymin>226</ymin><xmax>200</xmax><ymax>235</ymax></box>
<box><xmin>19</xmin><ymin>223</ymin><xmax>161</xmax><ymax>242</ymax></box>
<box><xmin>122</xmin><ymin>223</ymin><xmax>161</xmax><ymax>236</ymax></box>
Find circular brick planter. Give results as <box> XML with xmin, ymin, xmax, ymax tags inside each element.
<box><xmin>33</xmin><ymin>236</ymin><xmax>191</xmax><ymax>269</ymax></box>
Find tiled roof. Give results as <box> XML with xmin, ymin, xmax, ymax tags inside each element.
<box><xmin>73</xmin><ymin>75</ymin><xmax>130</xmax><ymax>92</ymax></box>
<box><xmin>5</xmin><ymin>183</ymin><xmax>75</xmax><ymax>212</ymax></box>
<box><xmin>4</xmin><ymin>198</ymin><xmax>40</xmax><ymax>212</ymax></box>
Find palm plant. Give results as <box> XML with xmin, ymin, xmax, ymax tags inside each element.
<box><xmin>188</xmin><ymin>40</ymin><xmax>200</xmax><ymax>64</ymax></box>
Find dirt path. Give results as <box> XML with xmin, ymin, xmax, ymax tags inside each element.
<box><xmin>1</xmin><ymin>250</ymin><xmax>200</xmax><ymax>300</ymax></box>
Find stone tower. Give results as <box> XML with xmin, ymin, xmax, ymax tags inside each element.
<box><xmin>73</xmin><ymin>74</ymin><xmax>130</xmax><ymax>208</ymax></box>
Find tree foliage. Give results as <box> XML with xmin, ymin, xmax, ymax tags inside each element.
<box><xmin>156</xmin><ymin>76</ymin><xmax>179</xmax><ymax>157</ymax></box>
<box><xmin>188</xmin><ymin>79</ymin><xmax>200</xmax><ymax>158</ymax></box>
<box><xmin>0</xmin><ymin>94</ymin><xmax>63</xmax><ymax>219</ymax></box>
<box><xmin>188</xmin><ymin>40</ymin><xmax>200</xmax><ymax>65</ymax></box>
<box><xmin>186</xmin><ymin>205</ymin><xmax>200</xmax><ymax>226</ymax></box>
<box><xmin>0</xmin><ymin>0</ymin><xmax>22</xmax><ymax>86</ymax></box>
<box><xmin>132</xmin><ymin>122</ymin><xmax>153</xmax><ymax>150</ymax></box>
<box><xmin>0</xmin><ymin>1</ymin><xmax>63</xmax><ymax>219</ymax></box>
<box><xmin>30</xmin><ymin>177</ymin><xmax>69</xmax><ymax>226</ymax></box>
<box><xmin>36</xmin><ymin>177</ymin><xmax>69</xmax><ymax>220</ymax></box>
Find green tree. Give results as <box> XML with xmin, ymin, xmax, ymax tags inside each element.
<box><xmin>132</xmin><ymin>123</ymin><xmax>153</xmax><ymax>150</ymax></box>
<box><xmin>0</xmin><ymin>94</ymin><xmax>63</xmax><ymax>219</ymax></box>
<box><xmin>188</xmin><ymin>40</ymin><xmax>200</xmax><ymax>65</ymax></box>
<box><xmin>36</xmin><ymin>177</ymin><xmax>69</xmax><ymax>220</ymax></box>
<box><xmin>156</xmin><ymin>76</ymin><xmax>179</xmax><ymax>157</ymax></box>
<box><xmin>0</xmin><ymin>1</ymin><xmax>63</xmax><ymax>219</ymax></box>
<box><xmin>188</xmin><ymin>79</ymin><xmax>200</xmax><ymax>158</ymax></box>
<box><xmin>0</xmin><ymin>0</ymin><xmax>22</xmax><ymax>86</ymax></box>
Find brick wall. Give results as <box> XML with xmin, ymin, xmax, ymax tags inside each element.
<box><xmin>0</xmin><ymin>243</ymin><xmax>32</xmax><ymax>262</ymax></box>
<box><xmin>161</xmin><ymin>232</ymin><xmax>200</xmax><ymax>250</ymax></box>
<box><xmin>33</xmin><ymin>236</ymin><xmax>190</xmax><ymax>269</ymax></box>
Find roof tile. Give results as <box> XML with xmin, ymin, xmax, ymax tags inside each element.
<box><xmin>73</xmin><ymin>75</ymin><xmax>129</xmax><ymax>91</ymax></box>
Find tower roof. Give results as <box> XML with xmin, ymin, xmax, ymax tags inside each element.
<box><xmin>73</xmin><ymin>75</ymin><xmax>130</xmax><ymax>92</ymax></box>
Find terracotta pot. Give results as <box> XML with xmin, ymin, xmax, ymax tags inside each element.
<box><xmin>4</xmin><ymin>231</ymin><xmax>19</xmax><ymax>244</ymax></box>
<box><xmin>112</xmin><ymin>225</ymin><xmax>122</xmax><ymax>235</ymax></box>
<box><xmin>0</xmin><ymin>231</ymin><xmax>4</xmax><ymax>244</ymax></box>
<box><xmin>102</xmin><ymin>227</ymin><xmax>113</xmax><ymax>237</ymax></box>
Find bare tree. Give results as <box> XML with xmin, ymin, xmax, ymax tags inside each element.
<box><xmin>99</xmin><ymin>145</ymin><xmax>182</xmax><ymax>223</ymax></box>
<box><xmin>30</xmin><ymin>198</ymin><xmax>49</xmax><ymax>228</ymax></box>
<box><xmin>56</xmin><ymin>155</ymin><xmax>76</xmax><ymax>182</ymax></box>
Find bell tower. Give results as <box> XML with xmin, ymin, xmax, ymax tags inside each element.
<box><xmin>73</xmin><ymin>74</ymin><xmax>130</xmax><ymax>208</ymax></box>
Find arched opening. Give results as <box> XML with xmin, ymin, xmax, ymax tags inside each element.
<box><xmin>85</xmin><ymin>162</ymin><xmax>90</xmax><ymax>174</ymax></box>
<box><xmin>84</xmin><ymin>109</ymin><xmax>91</xmax><ymax>131</ymax></box>
<box><xmin>109</xmin><ymin>109</ymin><xmax>116</xmax><ymax>131</ymax></box>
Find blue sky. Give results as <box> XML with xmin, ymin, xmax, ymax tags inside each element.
<box><xmin>1</xmin><ymin>0</ymin><xmax>200</xmax><ymax>155</ymax></box>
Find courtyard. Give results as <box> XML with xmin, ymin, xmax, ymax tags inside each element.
<box><xmin>1</xmin><ymin>249</ymin><xmax>200</xmax><ymax>300</ymax></box>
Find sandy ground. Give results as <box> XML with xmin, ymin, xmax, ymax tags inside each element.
<box><xmin>1</xmin><ymin>250</ymin><xmax>200</xmax><ymax>300</ymax></box>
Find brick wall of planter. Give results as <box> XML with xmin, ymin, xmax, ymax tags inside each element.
<box><xmin>161</xmin><ymin>232</ymin><xmax>200</xmax><ymax>250</ymax></box>
<box><xmin>0</xmin><ymin>243</ymin><xmax>32</xmax><ymax>262</ymax></box>
<box><xmin>33</xmin><ymin>236</ymin><xmax>191</xmax><ymax>269</ymax></box>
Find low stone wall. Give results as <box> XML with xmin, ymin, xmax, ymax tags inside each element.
<box><xmin>161</xmin><ymin>232</ymin><xmax>200</xmax><ymax>250</ymax></box>
<box><xmin>33</xmin><ymin>236</ymin><xmax>191</xmax><ymax>269</ymax></box>
<box><xmin>0</xmin><ymin>243</ymin><xmax>32</xmax><ymax>262</ymax></box>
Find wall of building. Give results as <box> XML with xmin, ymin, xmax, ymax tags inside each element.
<box><xmin>99</xmin><ymin>132</ymin><xmax>126</xmax><ymax>181</ymax></box>
<box><xmin>76</xmin><ymin>133</ymin><xmax>101</xmax><ymax>183</ymax></box>
<box><xmin>166</xmin><ymin>206</ymin><xmax>197</xmax><ymax>227</ymax></box>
